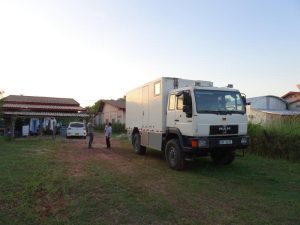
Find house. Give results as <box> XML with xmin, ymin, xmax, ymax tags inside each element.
<box><xmin>95</xmin><ymin>99</ymin><xmax>126</xmax><ymax>126</ymax></box>
<box><xmin>246</xmin><ymin>95</ymin><xmax>300</xmax><ymax>125</ymax></box>
<box><xmin>281</xmin><ymin>84</ymin><xmax>300</xmax><ymax>111</ymax></box>
<box><xmin>1</xmin><ymin>95</ymin><xmax>88</xmax><ymax>137</ymax></box>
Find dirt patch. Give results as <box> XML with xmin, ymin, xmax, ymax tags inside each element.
<box><xmin>56</xmin><ymin>133</ymin><xmax>140</xmax><ymax>178</ymax></box>
<box><xmin>34</xmin><ymin>186</ymin><xmax>68</xmax><ymax>222</ymax></box>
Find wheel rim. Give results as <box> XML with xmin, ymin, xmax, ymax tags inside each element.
<box><xmin>169</xmin><ymin>147</ymin><xmax>177</xmax><ymax>166</ymax></box>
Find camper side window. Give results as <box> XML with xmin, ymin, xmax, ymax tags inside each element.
<box><xmin>154</xmin><ymin>82</ymin><xmax>161</xmax><ymax>96</ymax></box>
<box><xmin>168</xmin><ymin>94</ymin><xmax>176</xmax><ymax>110</ymax></box>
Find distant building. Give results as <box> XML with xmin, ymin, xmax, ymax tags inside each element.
<box><xmin>281</xmin><ymin>84</ymin><xmax>300</xmax><ymax>111</ymax></box>
<box><xmin>1</xmin><ymin>95</ymin><xmax>88</xmax><ymax>137</ymax></box>
<box><xmin>246</xmin><ymin>95</ymin><xmax>300</xmax><ymax>124</ymax></box>
<box><xmin>95</xmin><ymin>99</ymin><xmax>126</xmax><ymax>126</ymax></box>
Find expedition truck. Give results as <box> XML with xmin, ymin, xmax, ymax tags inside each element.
<box><xmin>126</xmin><ymin>77</ymin><xmax>249</xmax><ymax>170</ymax></box>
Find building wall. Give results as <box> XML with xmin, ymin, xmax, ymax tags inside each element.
<box><xmin>94</xmin><ymin>114</ymin><xmax>102</xmax><ymax>126</ymax></box>
<box><xmin>289</xmin><ymin>101</ymin><xmax>300</xmax><ymax>111</ymax></box>
<box><xmin>247</xmin><ymin>107</ymin><xmax>267</xmax><ymax>124</ymax></box>
<box><xmin>101</xmin><ymin>104</ymin><xmax>125</xmax><ymax>124</ymax></box>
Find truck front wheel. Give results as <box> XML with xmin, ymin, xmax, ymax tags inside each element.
<box><xmin>132</xmin><ymin>133</ymin><xmax>146</xmax><ymax>155</ymax></box>
<box><xmin>211</xmin><ymin>150</ymin><xmax>235</xmax><ymax>165</ymax></box>
<box><xmin>165</xmin><ymin>139</ymin><xmax>186</xmax><ymax>170</ymax></box>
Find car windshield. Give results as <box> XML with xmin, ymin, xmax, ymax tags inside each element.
<box><xmin>70</xmin><ymin>123</ymin><xmax>84</xmax><ymax>128</ymax></box>
<box><xmin>194</xmin><ymin>89</ymin><xmax>245</xmax><ymax>114</ymax></box>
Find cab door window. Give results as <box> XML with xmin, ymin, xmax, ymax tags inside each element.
<box><xmin>177</xmin><ymin>95</ymin><xmax>183</xmax><ymax>110</ymax></box>
<box><xmin>168</xmin><ymin>94</ymin><xmax>176</xmax><ymax>110</ymax></box>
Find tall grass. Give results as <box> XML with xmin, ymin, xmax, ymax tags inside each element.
<box><xmin>248</xmin><ymin>118</ymin><xmax>300</xmax><ymax>162</ymax></box>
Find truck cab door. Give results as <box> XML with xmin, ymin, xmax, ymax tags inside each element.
<box><xmin>175</xmin><ymin>91</ymin><xmax>193</xmax><ymax>136</ymax></box>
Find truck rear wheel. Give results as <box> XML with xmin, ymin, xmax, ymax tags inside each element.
<box><xmin>211</xmin><ymin>150</ymin><xmax>235</xmax><ymax>165</ymax></box>
<box><xmin>132</xmin><ymin>133</ymin><xmax>146</xmax><ymax>155</ymax></box>
<box><xmin>165</xmin><ymin>139</ymin><xmax>186</xmax><ymax>170</ymax></box>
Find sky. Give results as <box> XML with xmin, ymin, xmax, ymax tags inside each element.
<box><xmin>0</xmin><ymin>0</ymin><xmax>299</xmax><ymax>107</ymax></box>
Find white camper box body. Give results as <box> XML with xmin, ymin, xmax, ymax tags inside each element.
<box><xmin>126</xmin><ymin>77</ymin><xmax>213</xmax><ymax>150</ymax></box>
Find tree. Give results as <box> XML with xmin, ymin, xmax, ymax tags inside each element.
<box><xmin>117</xmin><ymin>95</ymin><xmax>126</xmax><ymax>101</ymax></box>
<box><xmin>0</xmin><ymin>90</ymin><xmax>4</xmax><ymax>116</ymax></box>
<box><xmin>88</xmin><ymin>100</ymin><xmax>102</xmax><ymax>114</ymax></box>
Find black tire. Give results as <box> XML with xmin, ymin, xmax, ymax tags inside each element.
<box><xmin>211</xmin><ymin>150</ymin><xmax>235</xmax><ymax>165</ymax></box>
<box><xmin>132</xmin><ymin>133</ymin><xmax>146</xmax><ymax>155</ymax></box>
<box><xmin>165</xmin><ymin>139</ymin><xmax>186</xmax><ymax>170</ymax></box>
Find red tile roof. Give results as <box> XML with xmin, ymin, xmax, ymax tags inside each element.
<box><xmin>281</xmin><ymin>91</ymin><xmax>300</xmax><ymax>99</ymax></box>
<box><xmin>2</xmin><ymin>95</ymin><xmax>86</xmax><ymax>116</ymax></box>
<box><xmin>4</xmin><ymin>95</ymin><xmax>79</xmax><ymax>106</ymax></box>
<box><xmin>103</xmin><ymin>100</ymin><xmax>125</xmax><ymax>109</ymax></box>
<box><xmin>3</xmin><ymin>103</ymin><xmax>85</xmax><ymax>111</ymax></box>
<box><xmin>97</xmin><ymin>99</ymin><xmax>126</xmax><ymax>112</ymax></box>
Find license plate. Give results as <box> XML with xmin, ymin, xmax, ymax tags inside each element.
<box><xmin>75</xmin><ymin>133</ymin><xmax>79</xmax><ymax>136</ymax></box>
<box><xmin>219</xmin><ymin>140</ymin><xmax>232</xmax><ymax>145</ymax></box>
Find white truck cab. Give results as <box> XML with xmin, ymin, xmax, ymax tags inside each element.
<box><xmin>126</xmin><ymin>77</ymin><xmax>249</xmax><ymax>170</ymax></box>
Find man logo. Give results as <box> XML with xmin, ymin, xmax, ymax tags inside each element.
<box><xmin>218</xmin><ymin>126</ymin><xmax>231</xmax><ymax>134</ymax></box>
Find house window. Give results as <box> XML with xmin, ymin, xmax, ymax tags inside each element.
<box><xmin>168</xmin><ymin>94</ymin><xmax>176</xmax><ymax>110</ymax></box>
<box><xmin>154</xmin><ymin>82</ymin><xmax>161</xmax><ymax>96</ymax></box>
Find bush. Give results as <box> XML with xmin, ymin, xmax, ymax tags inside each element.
<box><xmin>248</xmin><ymin>119</ymin><xmax>300</xmax><ymax>162</ymax></box>
<box><xmin>96</xmin><ymin>123</ymin><xmax>126</xmax><ymax>134</ymax></box>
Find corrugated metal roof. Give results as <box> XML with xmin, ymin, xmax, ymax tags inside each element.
<box><xmin>4</xmin><ymin>111</ymin><xmax>89</xmax><ymax>117</ymax></box>
<box><xmin>4</xmin><ymin>95</ymin><xmax>79</xmax><ymax>105</ymax></box>
<box><xmin>261</xmin><ymin>110</ymin><xmax>300</xmax><ymax>116</ymax></box>
<box><xmin>3</xmin><ymin>103</ymin><xmax>85</xmax><ymax>111</ymax></box>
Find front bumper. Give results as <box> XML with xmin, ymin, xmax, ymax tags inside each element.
<box><xmin>183</xmin><ymin>135</ymin><xmax>250</xmax><ymax>152</ymax></box>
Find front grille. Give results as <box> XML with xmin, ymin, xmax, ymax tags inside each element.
<box><xmin>210</xmin><ymin>125</ymin><xmax>238</xmax><ymax>135</ymax></box>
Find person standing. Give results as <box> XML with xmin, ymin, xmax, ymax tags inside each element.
<box><xmin>87</xmin><ymin>119</ymin><xmax>94</xmax><ymax>149</ymax></box>
<box><xmin>104</xmin><ymin>122</ymin><xmax>112</xmax><ymax>148</ymax></box>
<box><xmin>51</xmin><ymin>118</ymin><xmax>57</xmax><ymax>141</ymax></box>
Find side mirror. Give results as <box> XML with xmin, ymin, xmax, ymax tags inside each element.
<box><xmin>241</xmin><ymin>93</ymin><xmax>246</xmax><ymax>105</ymax></box>
<box><xmin>183</xmin><ymin>105</ymin><xmax>192</xmax><ymax>118</ymax></box>
<box><xmin>242</xmin><ymin>96</ymin><xmax>246</xmax><ymax>105</ymax></box>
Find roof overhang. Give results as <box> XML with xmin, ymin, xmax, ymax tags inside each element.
<box><xmin>3</xmin><ymin>111</ymin><xmax>89</xmax><ymax>118</ymax></box>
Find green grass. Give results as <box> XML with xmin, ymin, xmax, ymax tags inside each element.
<box><xmin>0</xmin><ymin>136</ymin><xmax>300</xmax><ymax>225</ymax></box>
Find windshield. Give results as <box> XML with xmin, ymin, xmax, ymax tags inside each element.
<box><xmin>70</xmin><ymin>123</ymin><xmax>85</xmax><ymax>128</ymax></box>
<box><xmin>194</xmin><ymin>89</ymin><xmax>245</xmax><ymax>114</ymax></box>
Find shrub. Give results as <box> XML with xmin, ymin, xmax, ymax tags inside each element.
<box><xmin>96</xmin><ymin>123</ymin><xmax>126</xmax><ymax>134</ymax></box>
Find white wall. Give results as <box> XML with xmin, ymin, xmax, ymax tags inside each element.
<box><xmin>102</xmin><ymin>104</ymin><xmax>125</xmax><ymax>124</ymax></box>
<box><xmin>289</xmin><ymin>101</ymin><xmax>300</xmax><ymax>111</ymax></box>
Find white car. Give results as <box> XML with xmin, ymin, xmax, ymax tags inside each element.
<box><xmin>66</xmin><ymin>122</ymin><xmax>87</xmax><ymax>138</ymax></box>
